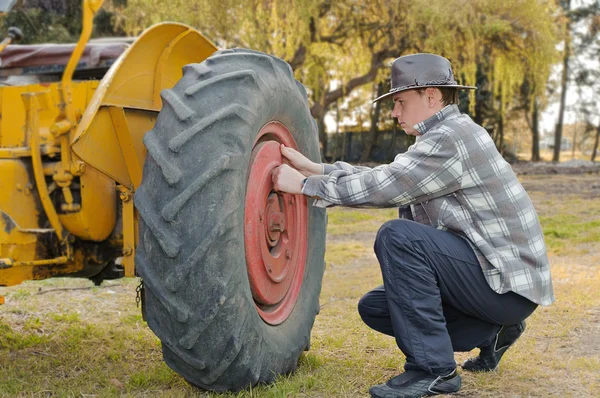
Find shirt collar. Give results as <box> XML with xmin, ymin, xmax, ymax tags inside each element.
<box><xmin>414</xmin><ymin>104</ymin><xmax>461</xmax><ymax>137</ymax></box>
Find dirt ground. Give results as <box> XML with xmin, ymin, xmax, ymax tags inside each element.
<box><xmin>0</xmin><ymin>169</ymin><xmax>599</xmax><ymax>397</ymax></box>
<box><xmin>320</xmin><ymin>171</ymin><xmax>600</xmax><ymax>397</ymax></box>
<box><xmin>517</xmin><ymin>172</ymin><xmax>600</xmax><ymax>372</ymax></box>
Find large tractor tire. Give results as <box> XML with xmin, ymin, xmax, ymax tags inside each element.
<box><xmin>134</xmin><ymin>48</ymin><xmax>327</xmax><ymax>392</ymax></box>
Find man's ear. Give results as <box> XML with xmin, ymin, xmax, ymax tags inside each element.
<box><xmin>425</xmin><ymin>88</ymin><xmax>442</xmax><ymax>107</ymax></box>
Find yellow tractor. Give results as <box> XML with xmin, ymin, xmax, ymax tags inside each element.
<box><xmin>0</xmin><ymin>0</ymin><xmax>326</xmax><ymax>391</ymax></box>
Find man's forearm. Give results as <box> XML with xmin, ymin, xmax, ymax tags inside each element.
<box><xmin>308</xmin><ymin>162</ymin><xmax>325</xmax><ymax>176</ymax></box>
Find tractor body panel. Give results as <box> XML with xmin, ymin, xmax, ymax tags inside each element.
<box><xmin>0</xmin><ymin>19</ymin><xmax>217</xmax><ymax>288</ymax></box>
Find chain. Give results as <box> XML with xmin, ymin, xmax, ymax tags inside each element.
<box><xmin>135</xmin><ymin>278</ymin><xmax>144</xmax><ymax>308</ymax></box>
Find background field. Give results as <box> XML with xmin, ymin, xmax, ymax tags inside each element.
<box><xmin>1</xmin><ymin>174</ymin><xmax>599</xmax><ymax>397</ymax></box>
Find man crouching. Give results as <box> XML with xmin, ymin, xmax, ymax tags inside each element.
<box><xmin>272</xmin><ymin>53</ymin><xmax>554</xmax><ymax>398</ymax></box>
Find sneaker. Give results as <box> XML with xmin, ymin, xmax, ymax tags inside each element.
<box><xmin>369</xmin><ymin>369</ymin><xmax>461</xmax><ymax>398</ymax></box>
<box><xmin>461</xmin><ymin>320</ymin><xmax>526</xmax><ymax>372</ymax></box>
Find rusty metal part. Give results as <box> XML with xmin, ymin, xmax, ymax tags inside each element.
<box><xmin>119</xmin><ymin>185</ymin><xmax>136</xmax><ymax>277</ymax></box>
<box><xmin>0</xmin><ymin>211</ymin><xmax>82</xmax><ymax>286</ymax></box>
<box><xmin>0</xmin><ymin>42</ymin><xmax>126</xmax><ymax>74</ymax></box>
<box><xmin>244</xmin><ymin>122</ymin><xmax>308</xmax><ymax>325</ymax></box>
<box><xmin>2</xmin><ymin>255</ymin><xmax>68</xmax><ymax>267</ymax></box>
<box><xmin>0</xmin><ymin>26</ymin><xmax>22</xmax><ymax>53</ymax></box>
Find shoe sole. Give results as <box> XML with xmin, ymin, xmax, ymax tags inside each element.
<box><xmin>461</xmin><ymin>321</ymin><xmax>526</xmax><ymax>372</ymax></box>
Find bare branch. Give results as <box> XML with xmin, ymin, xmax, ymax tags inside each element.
<box><xmin>323</xmin><ymin>48</ymin><xmax>399</xmax><ymax>108</ymax></box>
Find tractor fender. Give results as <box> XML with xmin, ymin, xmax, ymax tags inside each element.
<box><xmin>71</xmin><ymin>23</ymin><xmax>218</xmax><ymax>189</ymax></box>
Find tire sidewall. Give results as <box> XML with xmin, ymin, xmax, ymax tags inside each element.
<box><xmin>137</xmin><ymin>50</ymin><xmax>327</xmax><ymax>390</ymax></box>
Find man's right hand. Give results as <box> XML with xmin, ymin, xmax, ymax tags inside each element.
<box><xmin>280</xmin><ymin>144</ymin><xmax>323</xmax><ymax>176</ymax></box>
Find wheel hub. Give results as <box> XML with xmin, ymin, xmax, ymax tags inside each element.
<box><xmin>244</xmin><ymin>122</ymin><xmax>308</xmax><ymax>325</ymax></box>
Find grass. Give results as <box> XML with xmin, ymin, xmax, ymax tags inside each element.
<box><xmin>326</xmin><ymin>208</ymin><xmax>398</xmax><ymax>236</ymax></box>
<box><xmin>1</xmin><ymin>174</ymin><xmax>599</xmax><ymax>397</ymax></box>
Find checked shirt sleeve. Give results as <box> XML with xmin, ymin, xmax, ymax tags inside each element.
<box><xmin>302</xmin><ymin>129</ymin><xmax>463</xmax><ymax>208</ymax></box>
<box><xmin>322</xmin><ymin>162</ymin><xmax>373</xmax><ymax>175</ymax></box>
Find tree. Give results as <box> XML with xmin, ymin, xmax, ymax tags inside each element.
<box><xmin>552</xmin><ymin>0</ymin><xmax>599</xmax><ymax>162</ymax></box>
<box><xmin>553</xmin><ymin>0</ymin><xmax>572</xmax><ymax>162</ymax></box>
<box><xmin>0</xmin><ymin>0</ymin><xmax>122</xmax><ymax>43</ymax></box>
<box><xmin>114</xmin><ymin>0</ymin><xmax>560</xmax><ymax>159</ymax></box>
<box><xmin>592</xmin><ymin>124</ymin><xmax>600</xmax><ymax>161</ymax></box>
<box><xmin>469</xmin><ymin>0</ymin><xmax>559</xmax><ymax>156</ymax></box>
<box><xmin>360</xmin><ymin>82</ymin><xmax>383</xmax><ymax>162</ymax></box>
<box><xmin>570</xmin><ymin>1</ymin><xmax>600</xmax><ymax>161</ymax></box>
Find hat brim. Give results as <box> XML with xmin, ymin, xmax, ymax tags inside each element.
<box><xmin>373</xmin><ymin>84</ymin><xmax>477</xmax><ymax>103</ymax></box>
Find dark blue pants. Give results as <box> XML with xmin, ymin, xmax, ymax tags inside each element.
<box><xmin>358</xmin><ymin>219</ymin><xmax>537</xmax><ymax>375</ymax></box>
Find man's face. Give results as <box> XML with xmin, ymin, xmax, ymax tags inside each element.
<box><xmin>391</xmin><ymin>89</ymin><xmax>436</xmax><ymax>136</ymax></box>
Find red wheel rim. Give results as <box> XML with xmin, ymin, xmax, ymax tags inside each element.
<box><xmin>244</xmin><ymin>122</ymin><xmax>308</xmax><ymax>325</ymax></box>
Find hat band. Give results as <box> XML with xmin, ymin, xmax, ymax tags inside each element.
<box><xmin>390</xmin><ymin>78</ymin><xmax>458</xmax><ymax>94</ymax></box>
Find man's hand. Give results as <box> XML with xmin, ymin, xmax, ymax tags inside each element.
<box><xmin>280</xmin><ymin>145</ymin><xmax>322</xmax><ymax>176</ymax></box>
<box><xmin>272</xmin><ymin>164</ymin><xmax>305</xmax><ymax>195</ymax></box>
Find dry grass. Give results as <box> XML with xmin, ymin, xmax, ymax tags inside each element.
<box><xmin>1</xmin><ymin>174</ymin><xmax>599</xmax><ymax>397</ymax></box>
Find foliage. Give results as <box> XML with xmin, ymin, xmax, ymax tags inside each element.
<box><xmin>114</xmin><ymin>1</ymin><xmax>560</xmax><ymax>126</ymax></box>
<box><xmin>570</xmin><ymin>0</ymin><xmax>600</xmax><ymax>159</ymax></box>
<box><xmin>551</xmin><ymin>0</ymin><xmax>599</xmax><ymax>161</ymax></box>
<box><xmin>0</xmin><ymin>0</ymin><xmax>122</xmax><ymax>44</ymax></box>
<box><xmin>0</xmin><ymin>0</ymin><xmax>564</xmax><ymax>159</ymax></box>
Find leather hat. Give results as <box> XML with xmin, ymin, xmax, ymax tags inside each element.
<box><xmin>373</xmin><ymin>53</ymin><xmax>476</xmax><ymax>102</ymax></box>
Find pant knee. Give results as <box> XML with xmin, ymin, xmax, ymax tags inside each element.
<box><xmin>358</xmin><ymin>288</ymin><xmax>388</xmax><ymax>320</ymax></box>
<box><xmin>358</xmin><ymin>288</ymin><xmax>396</xmax><ymax>337</ymax></box>
<box><xmin>374</xmin><ymin>219</ymin><xmax>420</xmax><ymax>275</ymax></box>
<box><xmin>375</xmin><ymin>219</ymin><xmax>413</xmax><ymax>251</ymax></box>
<box><xmin>357</xmin><ymin>293</ymin><xmax>375</xmax><ymax>320</ymax></box>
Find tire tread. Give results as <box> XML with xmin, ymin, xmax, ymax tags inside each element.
<box><xmin>135</xmin><ymin>48</ymin><xmax>325</xmax><ymax>392</ymax></box>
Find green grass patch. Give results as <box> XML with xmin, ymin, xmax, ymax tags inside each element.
<box><xmin>9</xmin><ymin>289</ymin><xmax>31</xmax><ymax>300</ymax></box>
<box><xmin>0</xmin><ymin>323</ymin><xmax>50</xmax><ymax>349</ymax></box>
<box><xmin>540</xmin><ymin>215</ymin><xmax>600</xmax><ymax>254</ymax></box>
<box><xmin>327</xmin><ymin>208</ymin><xmax>398</xmax><ymax>235</ymax></box>
<box><xmin>325</xmin><ymin>240</ymin><xmax>372</xmax><ymax>266</ymax></box>
<box><xmin>0</xmin><ymin>175</ymin><xmax>598</xmax><ymax>397</ymax></box>
<box><xmin>51</xmin><ymin>312</ymin><xmax>81</xmax><ymax>323</ymax></box>
<box><xmin>127</xmin><ymin>362</ymin><xmax>179</xmax><ymax>390</ymax></box>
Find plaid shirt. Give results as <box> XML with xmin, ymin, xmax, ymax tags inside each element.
<box><xmin>303</xmin><ymin>105</ymin><xmax>554</xmax><ymax>306</ymax></box>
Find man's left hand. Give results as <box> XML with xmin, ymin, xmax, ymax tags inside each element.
<box><xmin>272</xmin><ymin>164</ymin><xmax>305</xmax><ymax>195</ymax></box>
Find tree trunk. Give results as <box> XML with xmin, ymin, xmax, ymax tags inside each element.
<box><xmin>571</xmin><ymin>129</ymin><xmax>577</xmax><ymax>160</ymax></box>
<box><xmin>531</xmin><ymin>97</ymin><xmax>541</xmax><ymax>161</ymax></box>
<box><xmin>497</xmin><ymin>112</ymin><xmax>504</xmax><ymax>155</ymax></box>
<box><xmin>333</xmin><ymin>100</ymin><xmax>341</xmax><ymax>162</ymax></box>
<box><xmin>346</xmin><ymin>132</ymin><xmax>353</xmax><ymax>161</ymax></box>
<box><xmin>316</xmin><ymin>114</ymin><xmax>327</xmax><ymax>161</ymax></box>
<box><xmin>553</xmin><ymin>0</ymin><xmax>571</xmax><ymax>162</ymax></box>
<box><xmin>310</xmin><ymin>102</ymin><xmax>328</xmax><ymax>161</ymax></box>
<box><xmin>341</xmin><ymin>130</ymin><xmax>347</xmax><ymax>161</ymax></box>
<box><xmin>496</xmin><ymin>87</ymin><xmax>504</xmax><ymax>155</ymax></box>
<box><xmin>388</xmin><ymin>118</ymin><xmax>398</xmax><ymax>162</ymax></box>
<box><xmin>360</xmin><ymin>83</ymin><xmax>384</xmax><ymax>162</ymax></box>
<box><xmin>592</xmin><ymin>124</ymin><xmax>600</xmax><ymax>162</ymax></box>
<box><xmin>474</xmin><ymin>62</ymin><xmax>485</xmax><ymax>127</ymax></box>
